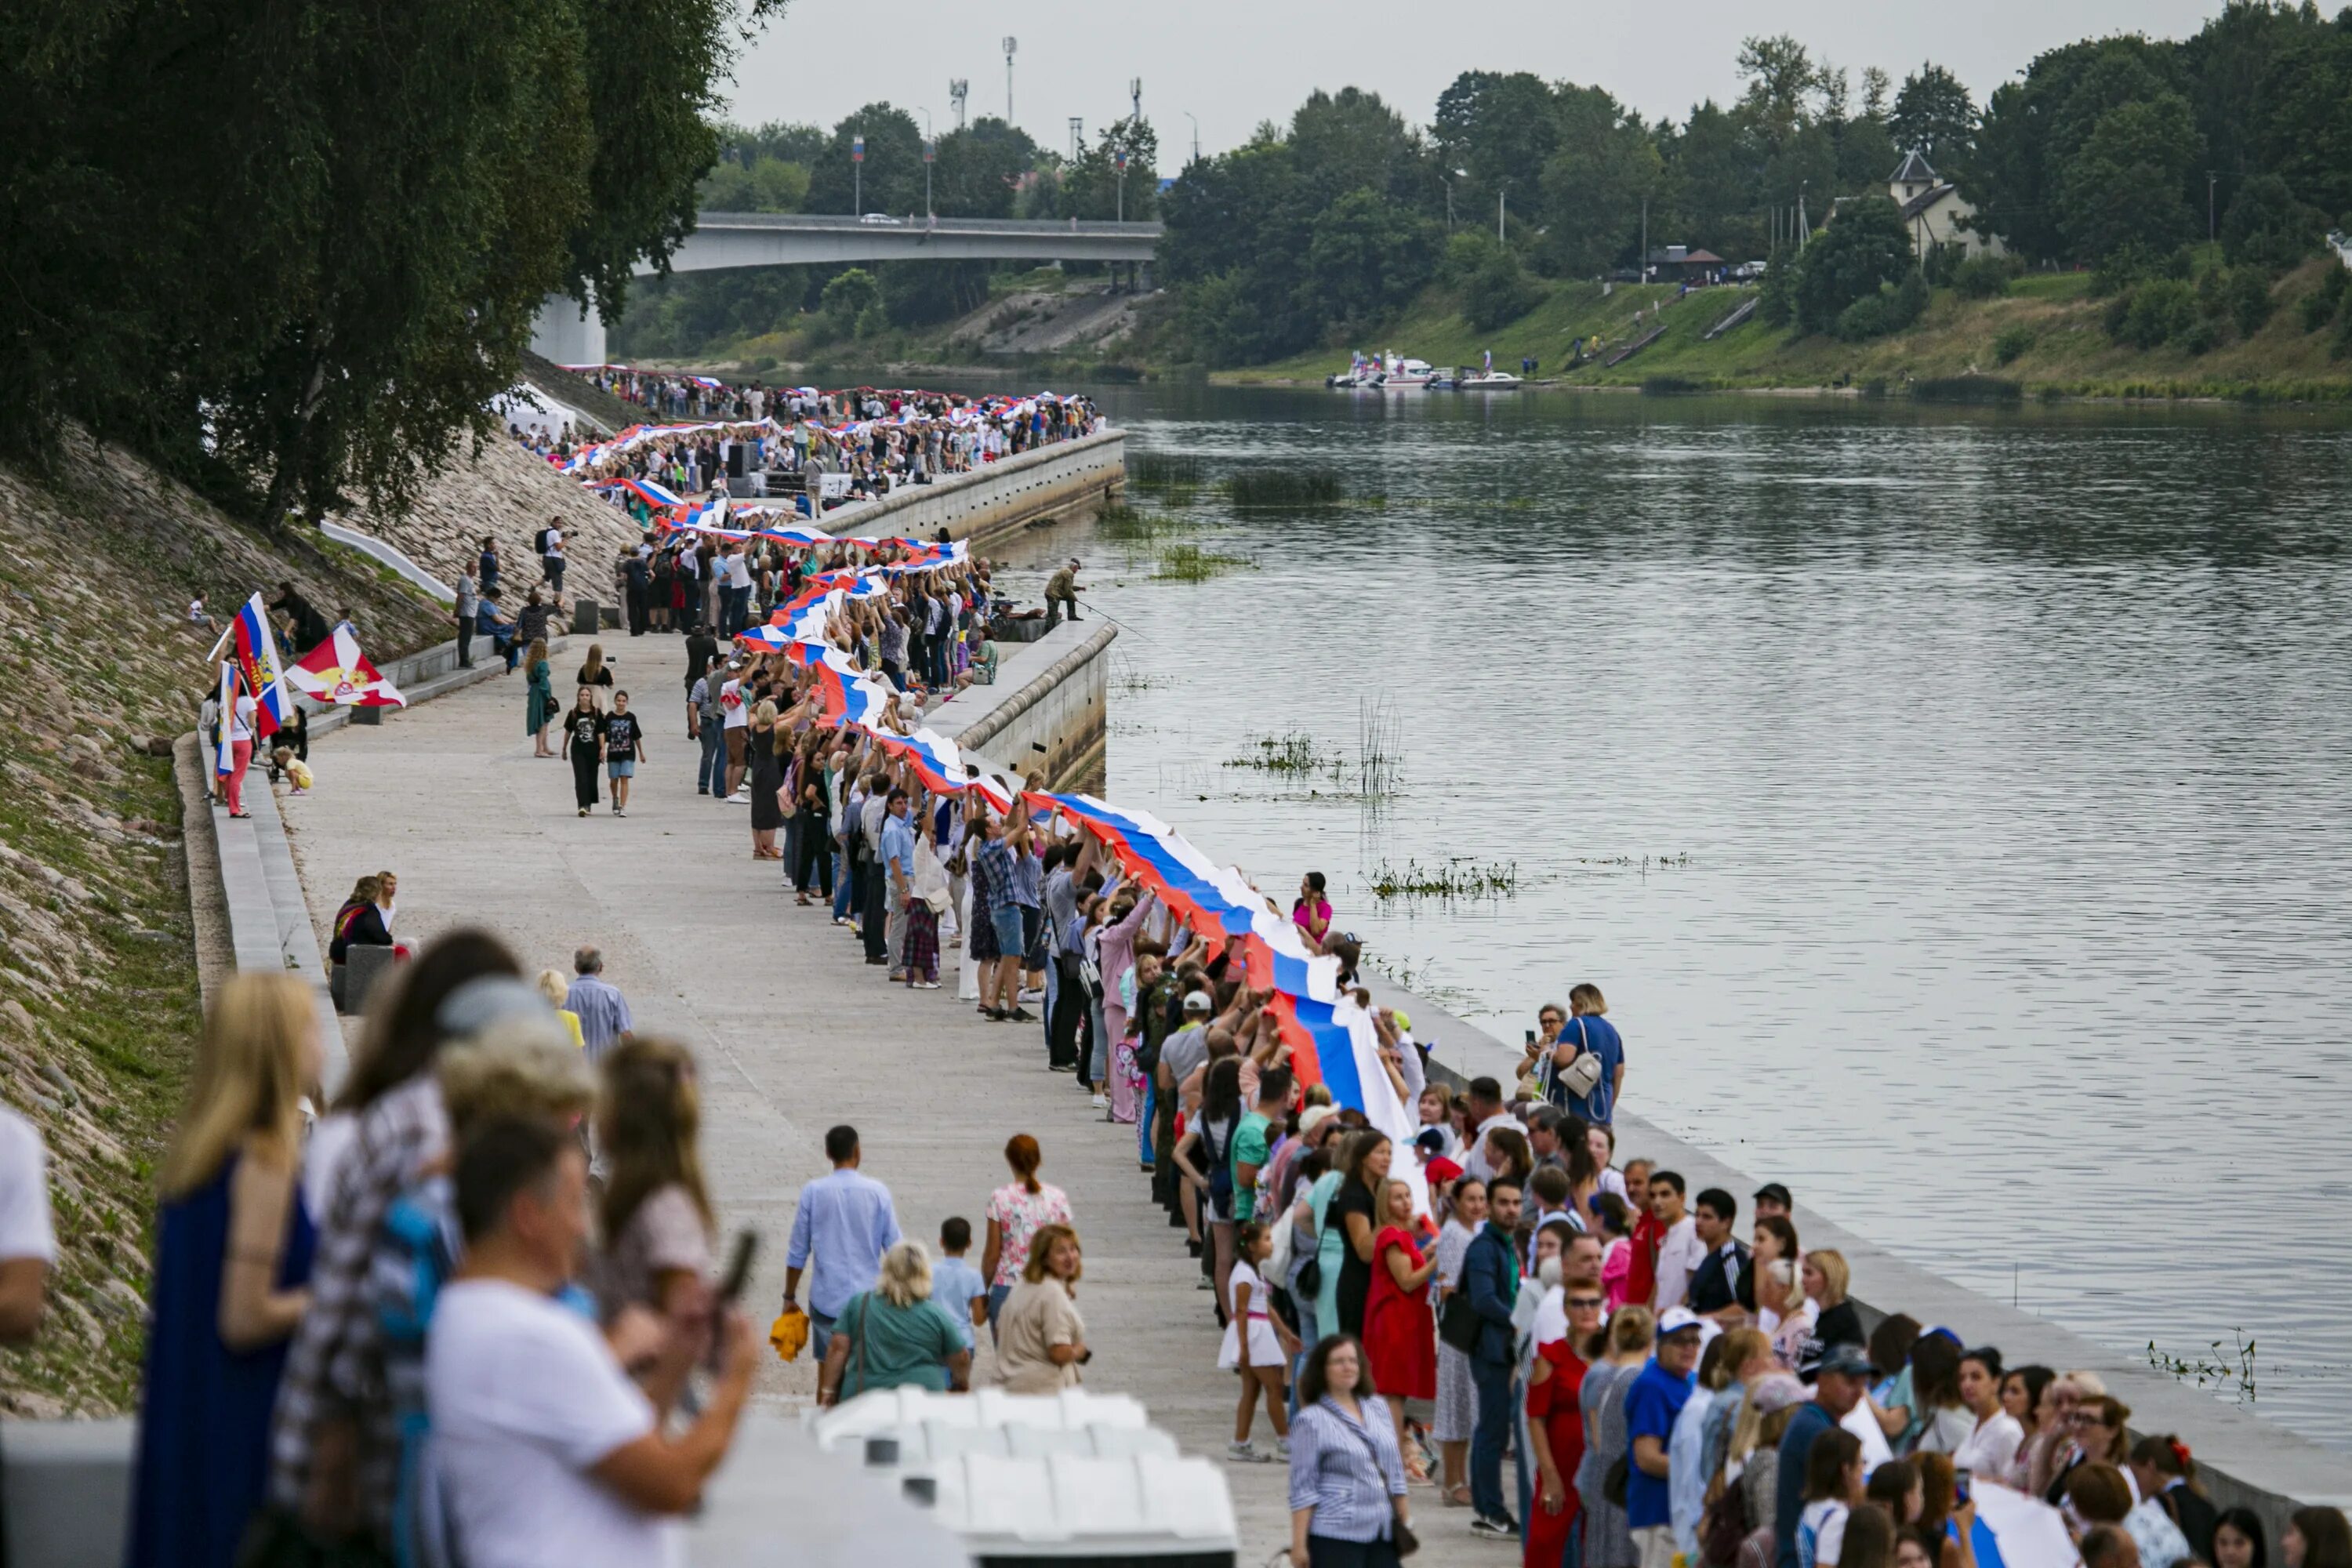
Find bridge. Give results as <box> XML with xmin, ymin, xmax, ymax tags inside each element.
<box><xmin>532</xmin><ymin>211</ymin><xmax>1163</xmax><ymax>365</ymax></box>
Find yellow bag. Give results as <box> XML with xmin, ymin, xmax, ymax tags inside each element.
<box><xmin>769</xmin><ymin>1306</ymin><xmax>809</xmax><ymax>1363</ymax></box>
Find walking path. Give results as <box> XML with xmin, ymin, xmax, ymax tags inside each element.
<box><xmin>281</xmin><ymin>632</ymin><xmax>1503</xmax><ymax>1566</ymax></box>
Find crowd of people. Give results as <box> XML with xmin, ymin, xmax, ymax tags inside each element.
<box><xmin>510</xmin><ymin>383</ymin><xmax>1105</xmax><ymax>522</ymax></box>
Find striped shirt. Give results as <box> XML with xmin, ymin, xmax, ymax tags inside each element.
<box><xmin>563</xmin><ymin>975</ymin><xmax>633</xmax><ymax>1062</ymax></box>
<box><xmin>1287</xmin><ymin>1396</ymin><xmax>1408</xmax><ymax>1543</ymax></box>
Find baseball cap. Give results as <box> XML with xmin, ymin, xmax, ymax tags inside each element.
<box><xmin>1657</xmin><ymin>1306</ymin><xmax>1705</xmax><ymax>1338</ymax></box>
<box><xmin>1815</xmin><ymin>1344</ymin><xmax>1876</xmax><ymax>1380</ymax></box>
<box><xmin>1181</xmin><ymin>990</ymin><xmax>1213</xmax><ymax>1014</ymax></box>
<box><xmin>1753</xmin><ymin>1182</ymin><xmax>1793</xmax><ymax>1208</ymax></box>
<box><xmin>1298</xmin><ymin>1105</ymin><xmax>1338</xmax><ymax>1135</ymax></box>
<box><xmin>1414</xmin><ymin>1127</ymin><xmax>1449</xmax><ymax>1156</ymax></box>
<box><xmin>1425</xmin><ymin>1156</ymin><xmax>1464</xmax><ymax>1185</ymax></box>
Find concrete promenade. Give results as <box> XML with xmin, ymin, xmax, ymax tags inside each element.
<box><xmin>279</xmin><ymin>633</ymin><xmax>1501</xmax><ymax>1567</ymax></box>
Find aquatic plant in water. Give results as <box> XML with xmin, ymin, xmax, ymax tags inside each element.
<box><xmin>1226</xmin><ymin>466</ymin><xmax>1344</xmax><ymax>508</ymax></box>
<box><xmin>1154</xmin><ymin>543</ymin><xmax>1255</xmax><ymax>581</ymax></box>
<box><xmin>1367</xmin><ymin>858</ymin><xmax>1520</xmax><ymax>900</ymax></box>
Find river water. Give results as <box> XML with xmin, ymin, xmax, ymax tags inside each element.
<box><xmin>1012</xmin><ymin>382</ymin><xmax>2352</xmax><ymax>1451</ymax></box>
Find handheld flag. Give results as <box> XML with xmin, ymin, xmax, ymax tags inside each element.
<box><xmin>289</xmin><ymin>628</ymin><xmax>407</xmax><ymax>709</ymax></box>
<box><xmin>214</xmin><ymin>661</ymin><xmax>238</xmax><ymax>778</ymax></box>
<box><xmin>230</xmin><ymin>593</ymin><xmax>294</xmax><ymax>741</ymax></box>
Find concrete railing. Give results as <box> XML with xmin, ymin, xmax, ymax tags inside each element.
<box><xmin>926</xmin><ymin>621</ymin><xmax>1116</xmax><ymax>792</ymax></box>
<box><xmin>1381</xmin><ymin>981</ymin><xmax>2352</xmax><ymax>1537</ymax></box>
<box><xmin>821</xmin><ymin>430</ymin><xmax>1126</xmax><ymax>549</ymax></box>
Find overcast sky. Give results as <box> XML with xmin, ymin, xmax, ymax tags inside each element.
<box><xmin>725</xmin><ymin>0</ymin><xmax>2226</xmax><ymax>160</ymax></box>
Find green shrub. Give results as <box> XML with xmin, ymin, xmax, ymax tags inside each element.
<box><xmin>1836</xmin><ymin>292</ymin><xmax>1893</xmax><ymax>341</ymax></box>
<box><xmin>2303</xmin><ymin>266</ymin><xmax>2350</xmax><ymax>332</ymax></box>
<box><xmin>1890</xmin><ymin>270</ymin><xmax>1931</xmax><ymax>330</ymax></box>
<box><xmin>1993</xmin><ymin>325</ymin><xmax>2035</xmax><ymax>365</ymax></box>
<box><xmin>2110</xmin><ymin>278</ymin><xmax>2199</xmax><ymax>349</ymax></box>
<box><xmin>2335</xmin><ymin>293</ymin><xmax>2352</xmax><ymax>361</ymax></box>
<box><xmin>2179</xmin><ymin>319</ymin><xmax>2219</xmax><ymax>355</ymax></box>
<box><xmin>2224</xmin><ymin>269</ymin><xmax>2275</xmax><ymax>338</ymax></box>
<box><xmin>1951</xmin><ymin>255</ymin><xmax>2020</xmax><ymax>299</ymax></box>
<box><xmin>1757</xmin><ymin>258</ymin><xmax>1795</xmax><ymax>326</ymax></box>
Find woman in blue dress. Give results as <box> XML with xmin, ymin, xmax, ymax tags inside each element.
<box><xmin>126</xmin><ymin>972</ymin><xmax>321</xmax><ymax>1568</ymax></box>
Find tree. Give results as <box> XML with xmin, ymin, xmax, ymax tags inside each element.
<box><xmin>1889</xmin><ymin>64</ymin><xmax>1977</xmax><ymax>171</ymax></box>
<box><xmin>1737</xmin><ymin>36</ymin><xmax>1821</xmax><ymax>151</ymax></box>
<box><xmin>699</xmin><ymin>155</ymin><xmax>808</xmax><ymax>212</ymax></box>
<box><xmin>1442</xmin><ymin>232</ymin><xmax>1541</xmax><ymax>330</ymax></box>
<box><xmin>2057</xmin><ymin>93</ymin><xmax>2204</xmax><ymax>263</ymax></box>
<box><xmin>1537</xmin><ymin>86</ymin><xmax>1661</xmax><ymax>277</ymax></box>
<box><xmin>2221</xmin><ymin>172</ymin><xmax>2323</xmax><ymax>270</ymax></box>
<box><xmin>1433</xmin><ymin>71</ymin><xmax>1558</xmax><ymax>213</ymax></box>
<box><xmin>1301</xmin><ymin>189</ymin><xmax>1438</xmax><ymax>325</ymax></box>
<box><xmin>1051</xmin><ymin>114</ymin><xmax>1160</xmax><ymax>220</ymax></box>
<box><xmin>1963</xmin><ymin>37</ymin><xmax>2183</xmax><ymax>263</ymax></box>
<box><xmin>1791</xmin><ymin>196</ymin><xmax>1913</xmax><ymax>332</ymax></box>
<box><xmin>804</xmin><ymin>103</ymin><xmax>924</xmax><ymax>216</ymax></box>
<box><xmin>818</xmin><ymin>267</ymin><xmax>881</xmax><ymax>334</ymax></box>
<box><xmin>931</xmin><ymin>117</ymin><xmax>1036</xmax><ymax>218</ymax></box>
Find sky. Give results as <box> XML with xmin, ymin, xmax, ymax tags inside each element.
<box><xmin>725</xmin><ymin>0</ymin><xmax>2229</xmax><ymax>161</ymax></box>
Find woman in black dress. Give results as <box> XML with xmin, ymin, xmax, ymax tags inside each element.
<box><xmin>748</xmin><ymin>700</ymin><xmax>786</xmax><ymax>859</ymax></box>
<box><xmin>561</xmin><ymin>688</ymin><xmax>605</xmax><ymax>816</ymax></box>
<box><xmin>1331</xmin><ymin>1129</ymin><xmax>1392</xmax><ymax>1340</ymax></box>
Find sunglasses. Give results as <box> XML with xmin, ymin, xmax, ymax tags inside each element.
<box><xmin>1567</xmin><ymin>1296</ymin><xmax>1606</xmax><ymax>1309</ymax></box>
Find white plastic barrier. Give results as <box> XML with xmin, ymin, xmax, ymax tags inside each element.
<box><xmin>809</xmin><ymin>1388</ymin><xmax>1236</xmax><ymax>1563</ymax></box>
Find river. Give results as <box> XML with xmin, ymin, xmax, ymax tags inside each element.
<box><xmin>1007</xmin><ymin>381</ymin><xmax>2352</xmax><ymax>1452</ymax></box>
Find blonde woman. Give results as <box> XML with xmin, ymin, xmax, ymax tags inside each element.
<box><xmin>993</xmin><ymin>1224</ymin><xmax>1087</xmax><ymax>1393</ymax></box>
<box><xmin>127</xmin><ymin>975</ymin><xmax>321</xmax><ymax>1568</ymax></box>
<box><xmin>1803</xmin><ymin>1250</ymin><xmax>1866</xmax><ymax>1374</ymax></box>
<box><xmin>815</xmin><ymin>1240</ymin><xmax>971</xmax><ymax>1403</ymax></box>
<box><xmin>535</xmin><ymin>969</ymin><xmax>585</xmax><ymax>1051</ymax></box>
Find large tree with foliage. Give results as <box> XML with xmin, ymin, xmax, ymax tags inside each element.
<box><xmin>0</xmin><ymin>0</ymin><xmax>764</xmax><ymax>524</ymax></box>
<box><xmin>1889</xmin><ymin>64</ymin><xmax>1976</xmax><ymax>171</ymax></box>
<box><xmin>1791</xmin><ymin>196</ymin><xmax>1913</xmax><ymax>332</ymax></box>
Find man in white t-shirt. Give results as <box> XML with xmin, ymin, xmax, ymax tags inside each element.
<box><xmin>426</xmin><ymin>1118</ymin><xmax>753</xmax><ymax>1568</ymax></box>
<box><xmin>1460</xmin><ymin>1076</ymin><xmax>1524</xmax><ymax>1184</ymax></box>
<box><xmin>1649</xmin><ymin>1170</ymin><xmax>1705</xmax><ymax>1314</ymax></box>
<box><xmin>0</xmin><ymin>1108</ymin><xmax>56</xmax><ymax>1341</ymax></box>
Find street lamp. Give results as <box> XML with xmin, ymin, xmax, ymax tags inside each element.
<box><xmin>851</xmin><ymin>132</ymin><xmax>864</xmax><ymax>216</ymax></box>
<box><xmin>1183</xmin><ymin>111</ymin><xmax>1200</xmax><ymax>167</ymax></box>
<box><xmin>1115</xmin><ymin>145</ymin><xmax>1127</xmax><ymax>222</ymax></box>
<box><xmin>1002</xmin><ymin>37</ymin><xmax>1017</xmax><ymax>124</ymax></box>
<box><xmin>1443</xmin><ymin>166</ymin><xmax>1467</xmax><ymax>230</ymax></box>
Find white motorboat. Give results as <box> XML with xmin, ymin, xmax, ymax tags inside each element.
<box><xmin>1382</xmin><ymin>358</ymin><xmax>1436</xmax><ymax>388</ymax></box>
<box><xmin>1457</xmin><ymin>370</ymin><xmax>1523</xmax><ymax>390</ymax></box>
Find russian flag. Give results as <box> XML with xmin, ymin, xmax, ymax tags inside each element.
<box><xmin>230</xmin><ymin>593</ymin><xmax>291</xmax><ymax>741</ymax></box>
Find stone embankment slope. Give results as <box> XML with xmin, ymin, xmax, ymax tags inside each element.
<box><xmin>0</xmin><ymin>427</ymin><xmax>612</xmax><ymax>1416</ymax></box>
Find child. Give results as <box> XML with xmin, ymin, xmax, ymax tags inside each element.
<box><xmin>931</xmin><ymin>1217</ymin><xmax>987</xmax><ymax>1352</ymax></box>
<box><xmin>1218</xmin><ymin>1220</ymin><xmax>1298</xmax><ymax>1464</ymax></box>
<box><xmin>285</xmin><ymin>757</ymin><xmax>313</xmax><ymax>795</ymax></box>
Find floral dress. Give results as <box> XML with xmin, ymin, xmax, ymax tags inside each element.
<box><xmin>984</xmin><ymin>1181</ymin><xmax>1072</xmax><ymax>1287</ymax></box>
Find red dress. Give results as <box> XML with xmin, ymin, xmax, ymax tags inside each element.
<box><xmin>1362</xmin><ymin>1225</ymin><xmax>1436</xmax><ymax>1401</ymax></box>
<box><xmin>1524</xmin><ymin>1338</ymin><xmax>1589</xmax><ymax>1568</ymax></box>
<box><xmin>1626</xmin><ymin>1210</ymin><xmax>1664</xmax><ymax>1312</ymax></box>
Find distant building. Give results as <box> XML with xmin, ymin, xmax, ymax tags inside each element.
<box><xmin>1888</xmin><ymin>151</ymin><xmax>2003</xmax><ymax>260</ymax></box>
<box><xmin>1645</xmin><ymin>245</ymin><xmax>1727</xmax><ymax>282</ymax></box>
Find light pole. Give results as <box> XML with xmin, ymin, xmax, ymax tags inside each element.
<box><xmin>851</xmin><ymin>132</ymin><xmax>864</xmax><ymax>216</ymax></box>
<box><xmin>2209</xmin><ymin>170</ymin><xmax>2218</xmax><ymax>245</ymax></box>
<box><xmin>1443</xmin><ymin>167</ymin><xmax>1467</xmax><ymax>230</ymax></box>
<box><xmin>1002</xmin><ymin>37</ymin><xmax>1017</xmax><ymax>124</ymax></box>
<box><xmin>1069</xmin><ymin>117</ymin><xmax>1083</xmax><ymax>162</ymax></box>
<box><xmin>1497</xmin><ymin>180</ymin><xmax>1509</xmax><ymax>246</ymax></box>
<box><xmin>1184</xmin><ymin>111</ymin><xmax>1200</xmax><ymax>166</ymax></box>
<box><xmin>920</xmin><ymin>108</ymin><xmax>934</xmax><ymax>221</ymax></box>
<box><xmin>1115</xmin><ymin>146</ymin><xmax>1127</xmax><ymax>222</ymax></box>
<box><xmin>1798</xmin><ymin>179</ymin><xmax>1809</xmax><ymax>250</ymax></box>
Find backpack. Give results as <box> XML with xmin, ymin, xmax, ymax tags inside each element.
<box><xmin>533</xmin><ymin>526</ymin><xmax>553</xmax><ymax>555</ymax></box>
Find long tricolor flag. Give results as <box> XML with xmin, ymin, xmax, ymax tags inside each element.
<box><xmin>287</xmin><ymin>628</ymin><xmax>407</xmax><ymax>709</ymax></box>
<box><xmin>214</xmin><ymin>660</ymin><xmax>238</xmax><ymax>778</ymax></box>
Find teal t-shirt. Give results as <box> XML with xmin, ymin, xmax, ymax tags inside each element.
<box><xmin>834</xmin><ymin>1291</ymin><xmax>966</xmax><ymax>1396</ymax></box>
<box><xmin>1230</xmin><ymin>1112</ymin><xmax>1272</xmax><ymax>1221</ymax></box>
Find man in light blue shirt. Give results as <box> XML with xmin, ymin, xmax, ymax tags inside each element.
<box><xmin>879</xmin><ymin>789</ymin><xmax>915</xmax><ymax>980</ymax></box>
<box><xmin>783</xmin><ymin>1124</ymin><xmax>902</xmax><ymax>1359</ymax></box>
<box><xmin>562</xmin><ymin>946</ymin><xmax>633</xmax><ymax>1064</ymax></box>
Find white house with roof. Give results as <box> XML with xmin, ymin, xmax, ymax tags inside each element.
<box><xmin>1889</xmin><ymin>150</ymin><xmax>2003</xmax><ymax>260</ymax></box>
